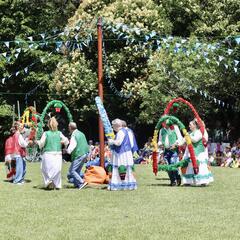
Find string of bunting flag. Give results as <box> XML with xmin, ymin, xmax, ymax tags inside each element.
<box><xmin>155</xmin><ymin>63</ymin><xmax>238</xmax><ymax>111</ymax></box>
<box><xmin>102</xmin><ymin>21</ymin><xmax>240</xmax><ymax>73</ymax></box>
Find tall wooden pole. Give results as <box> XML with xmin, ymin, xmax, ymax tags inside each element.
<box><xmin>97</xmin><ymin>17</ymin><xmax>105</xmax><ymax>168</ymax></box>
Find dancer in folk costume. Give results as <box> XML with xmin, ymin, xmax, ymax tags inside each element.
<box><xmin>12</xmin><ymin>122</ymin><xmax>29</xmax><ymax>184</ymax></box>
<box><xmin>158</xmin><ymin>119</ymin><xmax>184</xmax><ymax>186</ymax></box>
<box><xmin>66</xmin><ymin>122</ymin><xmax>89</xmax><ymax>189</ymax></box>
<box><xmin>181</xmin><ymin>119</ymin><xmax>213</xmax><ymax>186</ymax></box>
<box><xmin>108</xmin><ymin>119</ymin><xmax>137</xmax><ymax>191</ymax></box>
<box><xmin>4</xmin><ymin>128</ymin><xmax>16</xmax><ymax>181</ymax></box>
<box><xmin>121</xmin><ymin>120</ymin><xmax>139</xmax><ymax>154</ymax></box>
<box><xmin>37</xmin><ymin>117</ymin><xmax>69</xmax><ymax>189</ymax></box>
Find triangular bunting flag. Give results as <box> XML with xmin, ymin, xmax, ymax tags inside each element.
<box><xmin>15</xmin><ymin>53</ymin><xmax>19</xmax><ymax>58</ymax></box>
<box><xmin>228</xmin><ymin>49</ymin><xmax>233</xmax><ymax>55</ymax></box>
<box><xmin>15</xmin><ymin>71</ymin><xmax>20</xmax><ymax>76</ymax></box>
<box><xmin>28</xmin><ymin>36</ymin><xmax>33</xmax><ymax>41</ymax></box>
<box><xmin>2</xmin><ymin>78</ymin><xmax>5</xmax><ymax>84</ymax></box>
<box><xmin>219</xmin><ymin>56</ymin><xmax>224</xmax><ymax>62</ymax></box>
<box><xmin>235</xmin><ymin>37</ymin><xmax>240</xmax><ymax>44</ymax></box>
<box><xmin>40</xmin><ymin>33</ymin><xmax>45</xmax><ymax>39</ymax></box>
<box><xmin>16</xmin><ymin>48</ymin><xmax>21</xmax><ymax>53</ymax></box>
<box><xmin>234</xmin><ymin>67</ymin><xmax>238</xmax><ymax>73</ymax></box>
<box><xmin>24</xmin><ymin>67</ymin><xmax>28</xmax><ymax>73</ymax></box>
<box><xmin>4</xmin><ymin>42</ymin><xmax>10</xmax><ymax>48</ymax></box>
<box><xmin>234</xmin><ymin>60</ymin><xmax>239</xmax><ymax>66</ymax></box>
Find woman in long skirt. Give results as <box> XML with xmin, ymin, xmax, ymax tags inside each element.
<box><xmin>37</xmin><ymin>117</ymin><xmax>69</xmax><ymax>189</ymax></box>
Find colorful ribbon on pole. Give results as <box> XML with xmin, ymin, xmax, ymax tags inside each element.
<box><xmin>95</xmin><ymin>96</ymin><xmax>115</xmax><ymax>139</ymax></box>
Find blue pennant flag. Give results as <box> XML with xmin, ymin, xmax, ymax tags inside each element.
<box><xmin>145</xmin><ymin>35</ymin><xmax>150</xmax><ymax>41</ymax></box>
<box><xmin>56</xmin><ymin>41</ymin><xmax>63</xmax><ymax>49</ymax></box>
<box><xmin>235</xmin><ymin>37</ymin><xmax>240</xmax><ymax>44</ymax></box>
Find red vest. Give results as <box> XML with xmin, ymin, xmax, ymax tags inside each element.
<box><xmin>12</xmin><ymin>132</ymin><xmax>26</xmax><ymax>157</ymax></box>
<box><xmin>4</xmin><ymin>136</ymin><xmax>14</xmax><ymax>155</ymax></box>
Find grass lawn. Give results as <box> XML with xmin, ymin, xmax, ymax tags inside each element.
<box><xmin>0</xmin><ymin>162</ymin><xmax>239</xmax><ymax>240</ymax></box>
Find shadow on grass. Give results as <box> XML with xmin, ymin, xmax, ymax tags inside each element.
<box><xmin>32</xmin><ymin>185</ymin><xmax>55</xmax><ymax>191</ymax></box>
<box><xmin>148</xmin><ymin>183</ymin><xmax>172</xmax><ymax>187</ymax></box>
<box><xmin>155</xmin><ymin>178</ymin><xmax>169</xmax><ymax>180</ymax></box>
<box><xmin>3</xmin><ymin>179</ymin><xmax>31</xmax><ymax>183</ymax></box>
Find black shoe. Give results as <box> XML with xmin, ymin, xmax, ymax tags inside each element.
<box><xmin>170</xmin><ymin>182</ymin><xmax>176</xmax><ymax>186</ymax></box>
<box><xmin>177</xmin><ymin>178</ymin><xmax>181</xmax><ymax>186</ymax></box>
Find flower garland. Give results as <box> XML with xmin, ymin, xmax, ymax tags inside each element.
<box><xmin>152</xmin><ymin>114</ymin><xmax>199</xmax><ymax>175</ymax></box>
<box><xmin>95</xmin><ymin>96</ymin><xmax>115</xmax><ymax>139</ymax></box>
<box><xmin>37</xmin><ymin>100</ymin><xmax>73</xmax><ymax>139</ymax></box>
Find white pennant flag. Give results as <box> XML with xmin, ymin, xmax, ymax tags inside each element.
<box><xmin>224</xmin><ymin>64</ymin><xmax>228</xmax><ymax>69</ymax></box>
<box><xmin>15</xmin><ymin>71</ymin><xmax>20</xmax><ymax>76</ymax></box>
<box><xmin>228</xmin><ymin>49</ymin><xmax>233</xmax><ymax>55</ymax></box>
<box><xmin>234</xmin><ymin>60</ymin><xmax>239</xmax><ymax>66</ymax></box>
<box><xmin>24</xmin><ymin>67</ymin><xmax>28</xmax><ymax>73</ymax></box>
<box><xmin>2</xmin><ymin>52</ymin><xmax>7</xmax><ymax>57</ymax></box>
<box><xmin>234</xmin><ymin>67</ymin><xmax>238</xmax><ymax>73</ymax></box>
<box><xmin>28</xmin><ymin>36</ymin><xmax>33</xmax><ymax>41</ymax></box>
<box><xmin>218</xmin><ymin>56</ymin><xmax>224</xmax><ymax>62</ymax></box>
<box><xmin>40</xmin><ymin>33</ymin><xmax>45</xmax><ymax>39</ymax></box>
<box><xmin>15</xmin><ymin>53</ymin><xmax>19</xmax><ymax>58</ymax></box>
<box><xmin>4</xmin><ymin>42</ymin><xmax>10</xmax><ymax>48</ymax></box>
<box><xmin>16</xmin><ymin>48</ymin><xmax>21</xmax><ymax>53</ymax></box>
<box><xmin>2</xmin><ymin>78</ymin><xmax>6</xmax><ymax>84</ymax></box>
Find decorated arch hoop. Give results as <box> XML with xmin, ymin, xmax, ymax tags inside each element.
<box><xmin>163</xmin><ymin>97</ymin><xmax>207</xmax><ymax>146</ymax></box>
<box><xmin>21</xmin><ymin>106</ymin><xmax>39</xmax><ymax>127</ymax></box>
<box><xmin>152</xmin><ymin>98</ymin><xmax>206</xmax><ymax>176</ymax></box>
<box><xmin>37</xmin><ymin>100</ymin><xmax>73</xmax><ymax>139</ymax></box>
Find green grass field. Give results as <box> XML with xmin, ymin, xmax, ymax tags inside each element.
<box><xmin>0</xmin><ymin>163</ymin><xmax>239</xmax><ymax>240</ymax></box>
